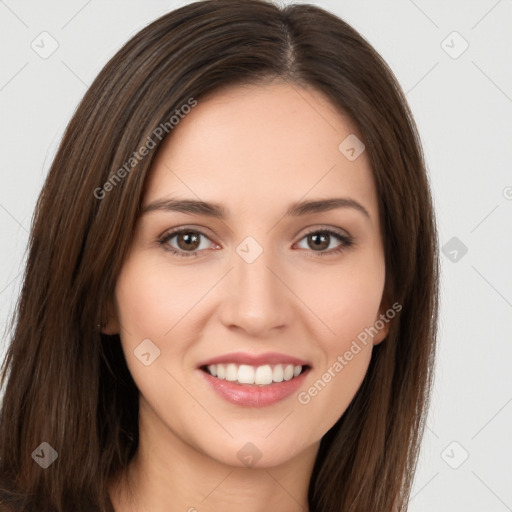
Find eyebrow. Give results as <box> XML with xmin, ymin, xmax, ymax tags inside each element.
<box><xmin>141</xmin><ymin>197</ymin><xmax>371</xmax><ymax>220</ymax></box>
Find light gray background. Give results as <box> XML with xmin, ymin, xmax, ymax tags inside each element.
<box><xmin>1</xmin><ymin>1</ymin><xmax>511</xmax><ymax>510</ymax></box>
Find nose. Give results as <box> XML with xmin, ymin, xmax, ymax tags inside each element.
<box><xmin>217</xmin><ymin>240</ymin><xmax>292</xmax><ymax>337</ymax></box>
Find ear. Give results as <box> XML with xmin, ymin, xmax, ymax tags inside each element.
<box><xmin>372</xmin><ymin>314</ymin><xmax>389</xmax><ymax>346</ymax></box>
<box><xmin>101</xmin><ymin>297</ymin><xmax>120</xmax><ymax>335</ymax></box>
<box><xmin>372</xmin><ymin>297</ymin><xmax>391</xmax><ymax>346</ymax></box>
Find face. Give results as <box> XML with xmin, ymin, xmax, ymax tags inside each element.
<box><xmin>107</xmin><ymin>81</ymin><xmax>389</xmax><ymax>468</ymax></box>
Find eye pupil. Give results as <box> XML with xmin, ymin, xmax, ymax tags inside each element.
<box><xmin>309</xmin><ymin>233</ymin><xmax>329</xmax><ymax>251</ymax></box>
<box><xmin>178</xmin><ymin>231</ymin><xmax>200</xmax><ymax>250</ymax></box>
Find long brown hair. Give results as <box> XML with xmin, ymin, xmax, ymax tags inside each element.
<box><xmin>0</xmin><ymin>1</ymin><xmax>439</xmax><ymax>510</ymax></box>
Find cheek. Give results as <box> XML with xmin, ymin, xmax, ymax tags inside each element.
<box><xmin>293</xmin><ymin>252</ymin><xmax>384</xmax><ymax>429</ymax></box>
<box><xmin>296</xmin><ymin>249</ymin><xmax>386</xmax><ymax>348</ymax></box>
<box><xmin>113</xmin><ymin>256</ymin><xmax>198</xmax><ymax>418</ymax></box>
<box><xmin>295</xmin><ymin>267</ymin><xmax>384</xmax><ymax>431</ymax></box>
<box><xmin>327</xmin><ymin>270</ymin><xmax>385</xmax><ymax>342</ymax></box>
<box><xmin>298</xmin><ymin>343</ymin><xmax>373</xmax><ymax>440</ymax></box>
<box><xmin>112</xmin><ymin>256</ymin><xmax>189</xmax><ymax>388</ymax></box>
<box><xmin>114</xmin><ymin>254</ymin><xmax>206</xmax><ymax>341</ymax></box>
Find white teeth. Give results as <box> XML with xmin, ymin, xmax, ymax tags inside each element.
<box><xmin>238</xmin><ymin>364</ymin><xmax>255</xmax><ymax>384</ymax></box>
<box><xmin>283</xmin><ymin>364</ymin><xmax>294</xmax><ymax>381</ymax></box>
<box><xmin>254</xmin><ymin>365</ymin><xmax>273</xmax><ymax>385</ymax></box>
<box><xmin>272</xmin><ymin>364</ymin><xmax>284</xmax><ymax>383</ymax></box>
<box><xmin>204</xmin><ymin>363</ymin><xmax>306</xmax><ymax>386</ymax></box>
<box><xmin>225</xmin><ymin>363</ymin><xmax>238</xmax><ymax>381</ymax></box>
<box><xmin>216</xmin><ymin>364</ymin><xmax>226</xmax><ymax>379</ymax></box>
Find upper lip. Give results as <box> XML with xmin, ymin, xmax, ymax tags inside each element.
<box><xmin>197</xmin><ymin>351</ymin><xmax>312</xmax><ymax>368</ymax></box>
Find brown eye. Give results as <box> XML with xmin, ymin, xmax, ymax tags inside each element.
<box><xmin>307</xmin><ymin>232</ymin><xmax>330</xmax><ymax>251</ymax></box>
<box><xmin>296</xmin><ymin>229</ymin><xmax>354</xmax><ymax>256</ymax></box>
<box><xmin>176</xmin><ymin>231</ymin><xmax>201</xmax><ymax>251</ymax></box>
<box><xmin>159</xmin><ymin>229</ymin><xmax>214</xmax><ymax>258</ymax></box>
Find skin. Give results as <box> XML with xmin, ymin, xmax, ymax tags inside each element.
<box><xmin>106</xmin><ymin>80</ymin><xmax>389</xmax><ymax>512</ymax></box>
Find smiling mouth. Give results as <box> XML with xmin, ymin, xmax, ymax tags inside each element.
<box><xmin>200</xmin><ymin>363</ymin><xmax>311</xmax><ymax>387</ymax></box>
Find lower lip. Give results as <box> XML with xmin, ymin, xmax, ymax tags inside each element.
<box><xmin>198</xmin><ymin>368</ymin><xmax>310</xmax><ymax>407</ymax></box>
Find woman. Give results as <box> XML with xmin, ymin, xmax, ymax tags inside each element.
<box><xmin>0</xmin><ymin>0</ymin><xmax>439</xmax><ymax>510</ymax></box>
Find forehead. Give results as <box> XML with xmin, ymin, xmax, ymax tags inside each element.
<box><xmin>143</xmin><ymin>81</ymin><xmax>378</xmax><ymax>220</ymax></box>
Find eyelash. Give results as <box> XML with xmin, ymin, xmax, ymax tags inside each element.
<box><xmin>157</xmin><ymin>227</ymin><xmax>355</xmax><ymax>259</ymax></box>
